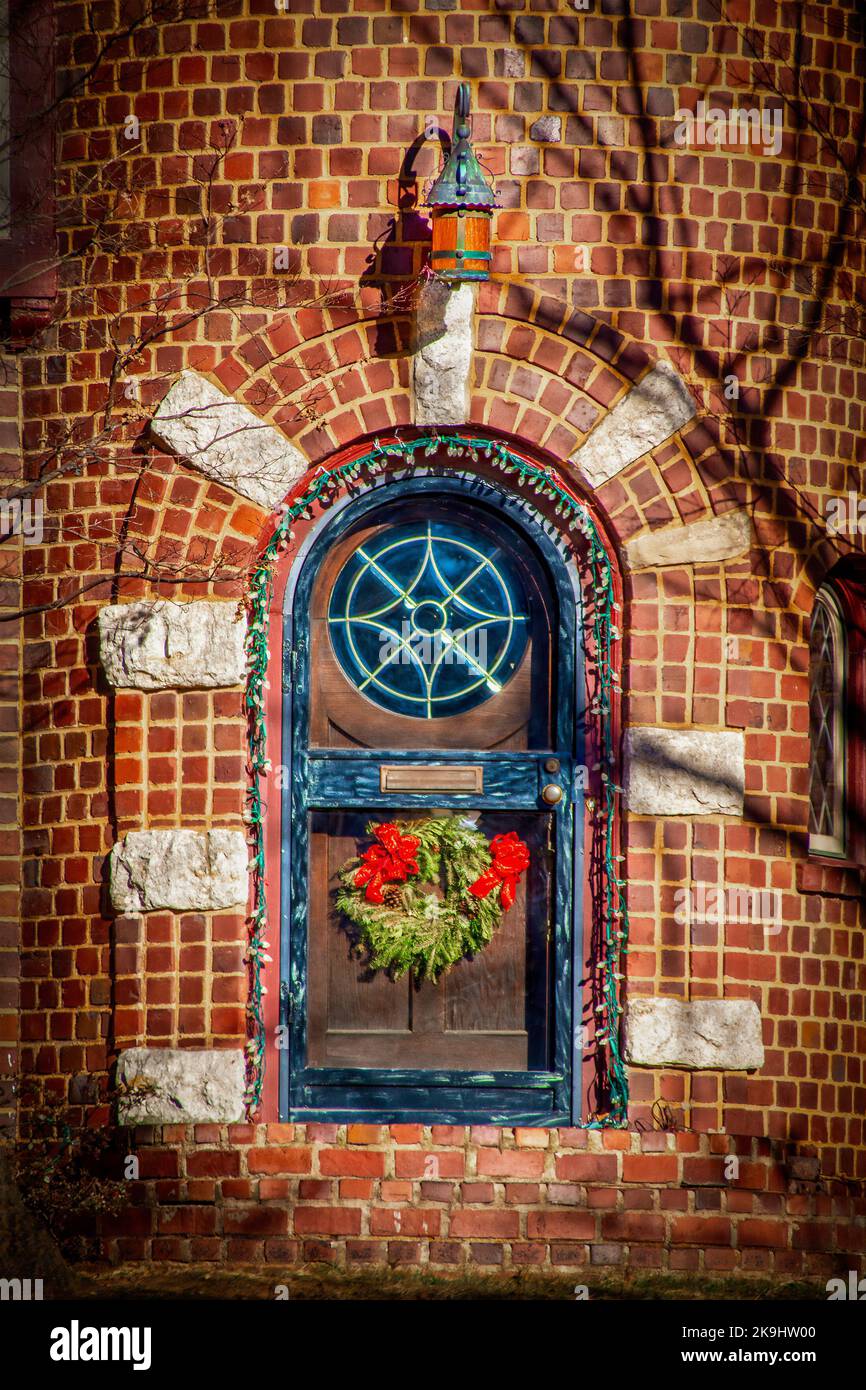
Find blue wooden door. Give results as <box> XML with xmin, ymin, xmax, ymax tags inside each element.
<box><xmin>281</xmin><ymin>476</ymin><xmax>583</xmax><ymax>1123</ymax></box>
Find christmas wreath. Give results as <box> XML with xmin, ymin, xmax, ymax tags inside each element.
<box><xmin>336</xmin><ymin>817</ymin><xmax>530</xmax><ymax>981</ymax></box>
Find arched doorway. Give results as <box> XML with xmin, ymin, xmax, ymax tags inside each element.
<box><xmin>280</xmin><ymin>471</ymin><xmax>586</xmax><ymax>1122</ymax></box>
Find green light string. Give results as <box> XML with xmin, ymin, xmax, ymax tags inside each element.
<box><xmin>243</xmin><ymin>433</ymin><xmax>629</xmax><ymax>1125</ymax></box>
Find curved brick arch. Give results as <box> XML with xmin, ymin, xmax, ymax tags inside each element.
<box><xmin>474</xmin><ymin>284</ymin><xmax>743</xmax><ymax>533</ymax></box>
<box><xmin>212</xmin><ymin>298</ymin><xmax>413</xmax><ymax>413</ymax></box>
<box><xmin>478</xmin><ymin>281</ymin><xmax>658</xmax><ymax>389</ymax></box>
<box><xmin>211</xmin><ymin>282</ymin><xmax>657</xmax><ymax>433</ymax></box>
<box><xmin>203</xmin><ymin>283</ymin><xmax>728</xmax><ymax>556</ymax></box>
<box><xmin>790</xmin><ymin>533</ymin><xmax>863</xmax><ymax>621</ymax></box>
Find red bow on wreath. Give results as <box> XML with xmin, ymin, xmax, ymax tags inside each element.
<box><xmin>469</xmin><ymin>831</ymin><xmax>530</xmax><ymax>911</ymax></box>
<box><xmin>354</xmin><ymin>822</ymin><xmax>421</xmax><ymax>904</ymax></box>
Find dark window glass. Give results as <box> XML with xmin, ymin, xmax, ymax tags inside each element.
<box><xmin>327</xmin><ymin>519</ymin><xmax>531</xmax><ymax>720</ymax></box>
<box><xmin>808</xmin><ymin>588</ymin><xmax>845</xmax><ymax>854</ymax></box>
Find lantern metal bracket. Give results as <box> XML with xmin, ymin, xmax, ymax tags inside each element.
<box><xmin>423</xmin><ymin>83</ymin><xmax>497</xmax><ymax>284</ymax></box>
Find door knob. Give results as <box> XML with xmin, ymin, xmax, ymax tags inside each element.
<box><xmin>541</xmin><ymin>783</ymin><xmax>563</xmax><ymax>805</ymax></box>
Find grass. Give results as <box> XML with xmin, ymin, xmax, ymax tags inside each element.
<box><xmin>67</xmin><ymin>1263</ymin><xmax>829</xmax><ymax>1301</ymax></box>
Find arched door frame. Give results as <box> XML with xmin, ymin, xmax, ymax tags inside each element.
<box><xmin>258</xmin><ymin>434</ymin><xmax>623</xmax><ymax>1124</ymax></box>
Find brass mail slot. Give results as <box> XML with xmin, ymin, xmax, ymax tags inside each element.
<box><xmin>379</xmin><ymin>764</ymin><xmax>484</xmax><ymax>794</ymax></box>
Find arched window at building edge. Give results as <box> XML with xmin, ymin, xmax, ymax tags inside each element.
<box><xmin>808</xmin><ymin>566</ymin><xmax>866</xmax><ymax>865</ymax></box>
<box><xmin>0</xmin><ymin>0</ymin><xmax>57</xmax><ymax>344</ymax></box>
<box><xmin>808</xmin><ymin>586</ymin><xmax>846</xmax><ymax>856</ymax></box>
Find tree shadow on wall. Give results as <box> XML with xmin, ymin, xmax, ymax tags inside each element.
<box><xmin>499</xmin><ymin>1</ymin><xmax>866</xmax><ymax>1136</ymax></box>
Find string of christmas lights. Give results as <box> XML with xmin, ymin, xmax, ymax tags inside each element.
<box><xmin>242</xmin><ymin>433</ymin><xmax>629</xmax><ymax>1125</ymax></box>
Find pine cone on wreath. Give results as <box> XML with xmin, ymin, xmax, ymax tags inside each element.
<box><xmin>381</xmin><ymin>884</ymin><xmax>403</xmax><ymax>909</ymax></box>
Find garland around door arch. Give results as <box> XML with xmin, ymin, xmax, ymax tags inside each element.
<box><xmin>243</xmin><ymin>433</ymin><xmax>629</xmax><ymax>1125</ymax></box>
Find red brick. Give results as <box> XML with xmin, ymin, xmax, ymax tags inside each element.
<box><xmin>389</xmin><ymin>1125</ymin><xmax>424</xmax><ymax>1144</ymax></box>
<box><xmin>395</xmin><ymin>1151</ymin><xmax>464</xmax><ymax>1179</ymax></box>
<box><xmin>157</xmin><ymin>1206</ymin><xmax>217</xmax><ymax>1235</ymax></box>
<box><xmin>186</xmin><ymin>1151</ymin><xmax>240</xmax><ymax>1178</ymax></box>
<box><xmin>554</xmin><ymin>1154</ymin><xmax>618</xmax><ymax>1183</ymax></box>
<box><xmin>514</xmin><ymin>1128</ymin><xmax>550</xmax><ymax>1149</ymax></box>
<box><xmin>738</xmin><ymin>1219</ymin><xmax>788</xmax><ymax>1248</ymax></box>
<box><xmin>246</xmin><ymin>1147</ymin><xmax>312</xmax><ymax>1175</ymax></box>
<box><xmin>294</xmin><ymin>1207</ymin><xmax>363</xmax><ymax>1236</ymax></box>
<box><xmin>622</xmin><ymin>1155</ymin><xmax>679</xmax><ymax>1183</ymax></box>
<box><xmin>526</xmin><ymin>1210</ymin><xmax>595</xmax><ymax>1239</ymax></box>
<box><xmin>476</xmin><ymin>1150</ymin><xmax>546</xmax><ymax>1179</ymax></box>
<box><xmin>600</xmin><ymin>1213</ymin><xmax>666</xmax><ymax>1242</ymax></box>
<box><xmin>347</xmin><ymin>1124</ymin><xmax>384</xmax><ymax>1145</ymax></box>
<box><xmin>449</xmin><ymin>1210</ymin><xmax>519</xmax><ymax>1239</ymax></box>
<box><xmin>670</xmin><ymin>1217</ymin><xmax>732</xmax><ymax>1246</ymax></box>
<box><xmin>319</xmin><ymin>1149</ymin><xmax>386</xmax><ymax>1178</ymax></box>
<box><xmin>369</xmin><ymin>1209</ymin><xmax>441</xmax><ymax>1237</ymax></box>
<box><xmin>222</xmin><ymin>1207</ymin><xmax>289</xmax><ymax>1236</ymax></box>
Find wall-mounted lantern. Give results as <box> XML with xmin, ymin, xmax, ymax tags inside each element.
<box><xmin>425</xmin><ymin>83</ymin><xmax>497</xmax><ymax>284</ymax></box>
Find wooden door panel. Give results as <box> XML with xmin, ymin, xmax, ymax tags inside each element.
<box><xmin>288</xmin><ymin>482</ymin><xmax>576</xmax><ymax>1122</ymax></box>
<box><xmin>306</xmin><ymin>810</ymin><xmax>551</xmax><ymax>1072</ymax></box>
<box><xmin>318</xmin><ymin>1032</ymin><xmax>529</xmax><ymax>1070</ymax></box>
<box><xmin>308</xmin><ymin>814</ymin><xmax>410</xmax><ymax>1066</ymax></box>
<box><xmin>444</xmin><ymin>814</ymin><xmax>550</xmax><ymax>1036</ymax></box>
<box><xmin>322</xmin><ymin>712</ymin><xmax>530</xmax><ymax>754</ymax></box>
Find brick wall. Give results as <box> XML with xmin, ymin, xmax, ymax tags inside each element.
<box><xmin>13</xmin><ymin>0</ymin><xmax>866</xmax><ymax>1267</ymax></box>
<box><xmin>0</xmin><ymin>357</ymin><xmax>21</xmax><ymax>1139</ymax></box>
<box><xmin>102</xmin><ymin>1123</ymin><xmax>865</xmax><ymax>1274</ymax></box>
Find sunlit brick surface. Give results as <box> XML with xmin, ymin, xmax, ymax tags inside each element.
<box><xmin>7</xmin><ymin>0</ymin><xmax>866</xmax><ymax>1267</ymax></box>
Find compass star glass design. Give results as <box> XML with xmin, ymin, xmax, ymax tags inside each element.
<box><xmin>328</xmin><ymin>521</ymin><xmax>531</xmax><ymax>718</ymax></box>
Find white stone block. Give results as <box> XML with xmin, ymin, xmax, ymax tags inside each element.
<box><xmin>530</xmin><ymin>116</ymin><xmax>562</xmax><ymax>143</ymax></box>
<box><xmin>625</xmin><ymin>727</ymin><xmax>745</xmax><ymax>816</ymax></box>
<box><xmin>117</xmin><ymin>1047</ymin><xmax>246</xmax><ymax>1125</ymax></box>
<box><xmin>624</xmin><ymin>509</ymin><xmax>752</xmax><ymax>571</ymax></box>
<box><xmin>625</xmin><ymin>997</ymin><xmax>764</xmax><ymax>1070</ymax></box>
<box><xmin>151</xmin><ymin>369</ymin><xmax>308</xmax><ymax>511</ymax></box>
<box><xmin>500</xmin><ymin>47</ymin><xmax>524</xmax><ymax>78</ymax></box>
<box><xmin>110</xmin><ymin>830</ymin><xmax>249</xmax><ymax>914</ymax></box>
<box><xmin>571</xmin><ymin>360</ymin><xmax>696</xmax><ymax>488</ymax></box>
<box><xmin>510</xmin><ymin>145</ymin><xmax>539</xmax><ymax>176</ymax></box>
<box><xmin>412</xmin><ymin>279</ymin><xmax>474</xmax><ymax>426</ymax></box>
<box><xmin>98</xmin><ymin>600</ymin><xmax>247</xmax><ymax>690</ymax></box>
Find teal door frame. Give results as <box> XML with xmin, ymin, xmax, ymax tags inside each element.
<box><xmin>279</xmin><ymin>470</ymin><xmax>586</xmax><ymax>1123</ymax></box>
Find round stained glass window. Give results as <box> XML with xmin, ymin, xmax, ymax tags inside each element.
<box><xmin>327</xmin><ymin>520</ymin><xmax>531</xmax><ymax>719</ymax></box>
